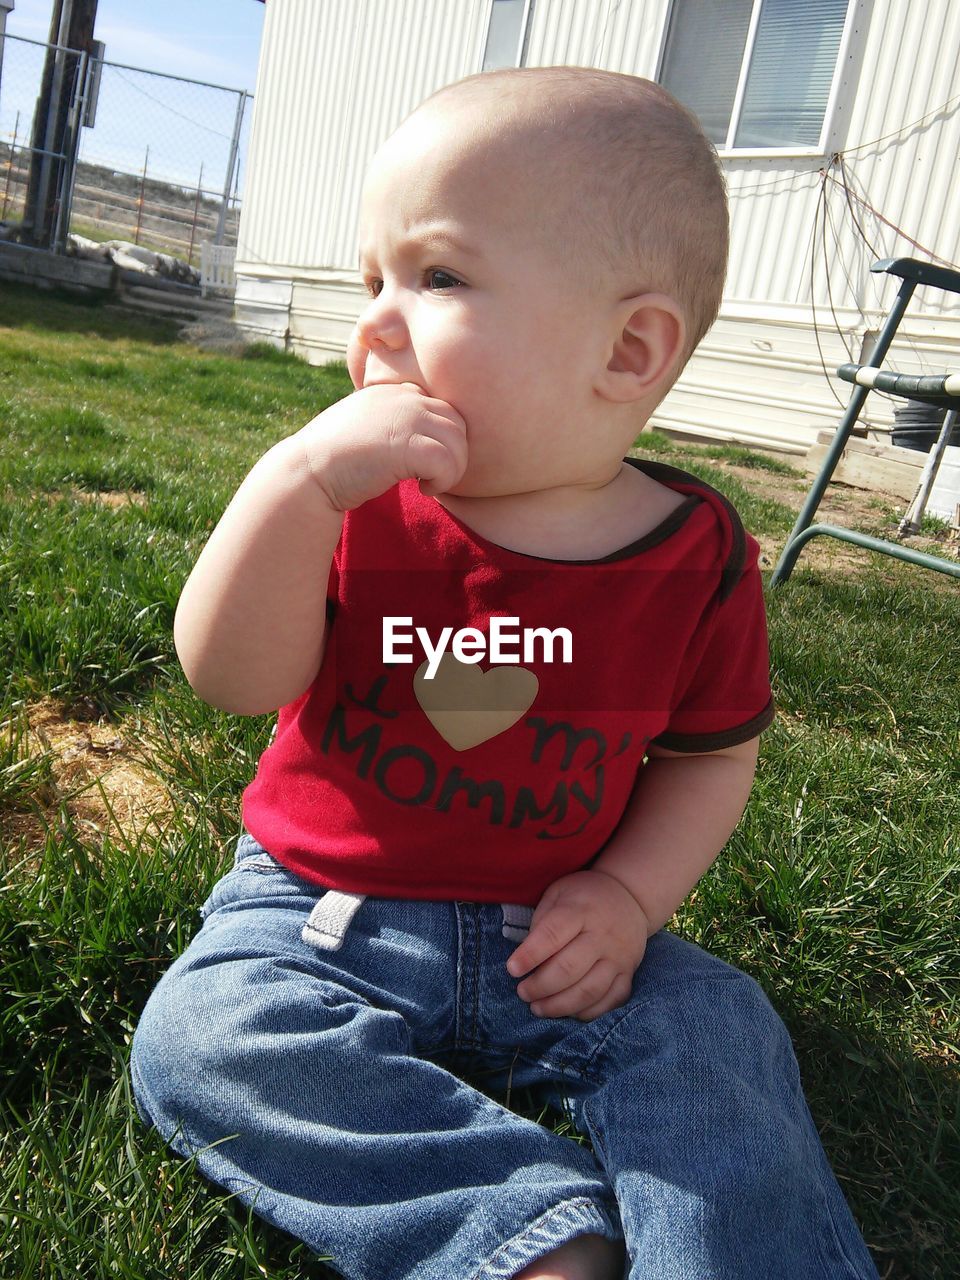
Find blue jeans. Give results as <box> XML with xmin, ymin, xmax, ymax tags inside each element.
<box><xmin>130</xmin><ymin>834</ymin><xmax>879</xmax><ymax>1280</ymax></box>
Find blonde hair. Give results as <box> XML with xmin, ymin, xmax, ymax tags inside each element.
<box><xmin>420</xmin><ymin>67</ymin><xmax>728</xmax><ymax>371</ymax></box>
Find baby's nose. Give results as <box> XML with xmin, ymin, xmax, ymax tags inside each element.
<box><xmin>354</xmin><ymin>292</ymin><xmax>406</xmax><ymax>352</ymax></box>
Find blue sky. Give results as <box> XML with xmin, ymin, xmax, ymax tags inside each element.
<box><xmin>2</xmin><ymin>0</ymin><xmax>265</xmax><ymax>190</ymax></box>
<box><xmin>6</xmin><ymin>0</ymin><xmax>265</xmax><ymax>93</ymax></box>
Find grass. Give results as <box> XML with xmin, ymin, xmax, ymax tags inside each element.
<box><xmin>1</xmin><ymin>280</ymin><xmax>958</xmax><ymax>1278</ymax></box>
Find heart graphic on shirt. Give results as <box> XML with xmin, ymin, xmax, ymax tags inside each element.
<box><xmin>414</xmin><ymin>655</ymin><xmax>539</xmax><ymax>750</ymax></box>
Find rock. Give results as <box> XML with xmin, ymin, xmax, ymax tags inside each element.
<box><xmin>66</xmin><ymin>234</ymin><xmax>111</xmax><ymax>261</ymax></box>
<box><xmin>67</xmin><ymin>234</ymin><xmax>201</xmax><ymax>287</ymax></box>
<box><xmin>103</xmin><ymin>240</ymin><xmax>160</xmax><ymax>270</ymax></box>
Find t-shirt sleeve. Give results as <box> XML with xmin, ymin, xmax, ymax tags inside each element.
<box><xmin>653</xmin><ymin>534</ymin><xmax>775</xmax><ymax>752</ymax></box>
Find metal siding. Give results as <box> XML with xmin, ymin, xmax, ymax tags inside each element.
<box><xmin>524</xmin><ymin>0</ymin><xmax>669</xmax><ymax>73</ymax></box>
<box><xmin>524</xmin><ymin>0</ymin><xmax>591</xmax><ymax>67</ymax></box>
<box><xmin>327</xmin><ymin>0</ymin><xmax>489</xmax><ymax>271</ymax></box>
<box><xmin>598</xmin><ymin>0</ymin><xmax>670</xmax><ymax>76</ymax></box>
<box><xmin>238</xmin><ymin>0</ymin><xmax>362</xmax><ymax>274</ymax></box>
<box><xmin>238</xmin><ymin>0</ymin><xmax>487</xmax><ymax>277</ymax></box>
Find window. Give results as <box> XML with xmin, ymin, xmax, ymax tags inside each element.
<box><xmin>659</xmin><ymin>0</ymin><xmax>852</xmax><ymax>151</ymax></box>
<box><xmin>482</xmin><ymin>0</ymin><xmax>533</xmax><ymax>72</ymax></box>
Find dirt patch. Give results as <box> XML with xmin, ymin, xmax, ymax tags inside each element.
<box><xmin>710</xmin><ymin>459</ymin><xmax>960</xmax><ymax>580</ymax></box>
<box><xmin>1</xmin><ymin>698</ymin><xmax>172</xmax><ymax>861</ymax></box>
<box><xmin>41</xmin><ymin>489</ymin><xmax>149</xmax><ymax>510</ymax></box>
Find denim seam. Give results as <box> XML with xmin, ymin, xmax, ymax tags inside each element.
<box><xmin>471</xmin><ymin>905</ymin><xmax>481</xmax><ymax>1047</ymax></box>
<box><xmin>524</xmin><ymin>1047</ymin><xmax>599</xmax><ymax>1085</ymax></box>
<box><xmin>575</xmin><ymin>999</ymin><xmax>657</xmax><ymax>1079</ymax></box>
<box><xmin>239</xmin><ymin>858</ymin><xmax>286</xmax><ymax>874</ymax></box>
<box><xmin>818</xmin><ymin>1182</ymin><xmax>875</xmax><ymax>1277</ymax></box>
<box><xmin>454</xmin><ymin>905</ymin><xmax>466</xmax><ymax>1048</ymax></box>
<box><xmin>425</xmin><ymin>1041</ymin><xmax>598</xmax><ymax>1092</ymax></box>
<box><xmin>578</xmin><ymin>1096</ymin><xmax>609</xmax><ymax>1168</ymax></box>
<box><xmin>466</xmin><ymin>1197</ymin><xmax>618</xmax><ymax>1280</ymax></box>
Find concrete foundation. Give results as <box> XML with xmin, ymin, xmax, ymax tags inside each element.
<box><xmin>0</xmin><ymin>240</ymin><xmax>116</xmax><ymax>294</ymax></box>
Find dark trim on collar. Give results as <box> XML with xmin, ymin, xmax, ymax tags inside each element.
<box><xmin>625</xmin><ymin>458</ymin><xmax>747</xmax><ymax>601</ymax></box>
<box><xmin>584</xmin><ymin>491</ymin><xmax>702</xmax><ymax>564</ymax></box>
<box><xmin>421</xmin><ymin>465</ymin><xmax>706</xmax><ymax>566</ymax></box>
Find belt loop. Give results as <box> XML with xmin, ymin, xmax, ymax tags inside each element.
<box><xmin>501</xmin><ymin>903</ymin><xmax>534</xmax><ymax>943</ymax></box>
<box><xmin>302</xmin><ymin>891</ymin><xmax>367</xmax><ymax>951</ymax></box>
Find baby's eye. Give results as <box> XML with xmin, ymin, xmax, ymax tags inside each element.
<box><xmin>365</xmin><ymin>278</ymin><xmax>383</xmax><ymax>298</ymax></box>
<box><xmin>425</xmin><ymin>269</ymin><xmax>463</xmax><ymax>291</ymax></box>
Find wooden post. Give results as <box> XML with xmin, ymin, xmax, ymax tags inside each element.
<box><xmin>22</xmin><ymin>0</ymin><xmax>100</xmax><ymax>249</ymax></box>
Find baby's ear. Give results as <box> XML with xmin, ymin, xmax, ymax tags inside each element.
<box><xmin>595</xmin><ymin>294</ymin><xmax>686</xmax><ymax>404</ymax></box>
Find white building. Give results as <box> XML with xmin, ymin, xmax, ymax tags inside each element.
<box><xmin>235</xmin><ymin>0</ymin><xmax>960</xmax><ymax>455</ymax></box>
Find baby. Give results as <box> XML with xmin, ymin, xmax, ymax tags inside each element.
<box><xmin>131</xmin><ymin>68</ymin><xmax>879</xmax><ymax>1280</ymax></box>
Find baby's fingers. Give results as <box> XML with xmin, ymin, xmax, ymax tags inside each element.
<box><xmin>506</xmin><ymin>909</ymin><xmax>581</xmax><ymax>979</ymax></box>
<box><xmin>572</xmin><ymin>973</ymin><xmax>635</xmax><ymax>1022</ymax></box>
<box><xmin>405</xmin><ymin>432</ymin><xmax>466</xmax><ymax>496</ymax></box>
<box><xmin>403</xmin><ymin>405</ymin><xmax>468</xmax><ymax>495</ymax></box>
<box><xmin>526</xmin><ymin>961</ymin><xmax>621</xmax><ymax>1021</ymax></box>
<box><xmin>513</xmin><ymin>931</ymin><xmax>596</xmax><ymax>1003</ymax></box>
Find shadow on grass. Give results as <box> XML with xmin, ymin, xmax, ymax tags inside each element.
<box><xmin>785</xmin><ymin>1007</ymin><xmax>959</xmax><ymax>1279</ymax></box>
<box><xmin>0</xmin><ymin>281</ymin><xmax>180</xmax><ymax>345</ymax></box>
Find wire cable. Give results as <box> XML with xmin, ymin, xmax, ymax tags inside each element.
<box><xmin>840</xmin><ymin>89</ymin><xmax>960</xmax><ymax>157</ymax></box>
<box><xmin>808</xmin><ymin>167</ymin><xmax>851</xmax><ymax>413</ymax></box>
<box><xmin>823</xmin><ymin>168</ymin><xmax>960</xmax><ymax>272</ymax></box>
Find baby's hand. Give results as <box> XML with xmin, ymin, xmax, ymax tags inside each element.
<box><xmin>294</xmin><ymin>383</ymin><xmax>468</xmax><ymax>512</ymax></box>
<box><xmin>507</xmin><ymin>871</ymin><xmax>650</xmax><ymax>1021</ymax></box>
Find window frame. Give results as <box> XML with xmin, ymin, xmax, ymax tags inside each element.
<box><xmin>654</xmin><ymin>0</ymin><xmax>865</xmax><ymax>159</ymax></box>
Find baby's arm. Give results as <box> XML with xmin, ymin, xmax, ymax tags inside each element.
<box><xmin>174</xmin><ymin>384</ymin><xmax>467</xmax><ymax>715</ymax></box>
<box><xmin>507</xmin><ymin>737</ymin><xmax>759</xmax><ymax>1020</ymax></box>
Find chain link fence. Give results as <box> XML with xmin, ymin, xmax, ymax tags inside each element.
<box><xmin>0</xmin><ymin>30</ymin><xmax>251</xmax><ymax>269</ymax></box>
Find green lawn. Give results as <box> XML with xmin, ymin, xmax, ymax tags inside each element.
<box><xmin>1</xmin><ymin>281</ymin><xmax>957</xmax><ymax>1278</ymax></box>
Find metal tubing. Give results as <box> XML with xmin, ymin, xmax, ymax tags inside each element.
<box><xmin>771</xmin><ymin>275</ymin><xmax>918</xmax><ymax>586</ymax></box>
<box><xmin>53</xmin><ymin>48</ymin><xmax>87</xmax><ymax>251</ymax></box>
<box><xmin>1</xmin><ymin>110</ymin><xmax>18</xmax><ymax>221</ymax></box>
<box><xmin>214</xmin><ymin>90</ymin><xmax>246</xmax><ymax>245</ymax></box>
<box><xmin>780</xmin><ymin>523</ymin><xmax>960</xmax><ymax>580</ymax></box>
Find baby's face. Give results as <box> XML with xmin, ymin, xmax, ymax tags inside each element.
<box><xmin>349</xmin><ymin>107</ymin><xmax>620</xmax><ymax>498</ymax></box>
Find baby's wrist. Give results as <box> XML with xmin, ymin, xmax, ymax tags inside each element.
<box><xmin>590</xmin><ymin>868</ymin><xmax>654</xmax><ymax>932</ymax></box>
<box><xmin>276</xmin><ymin>428</ymin><xmax>351</xmax><ymax>515</ymax></box>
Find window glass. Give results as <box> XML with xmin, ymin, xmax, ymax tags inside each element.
<box><xmin>660</xmin><ymin>0</ymin><xmax>753</xmax><ymax>146</ymax></box>
<box><xmin>660</xmin><ymin>0</ymin><xmax>850</xmax><ymax>149</ymax></box>
<box><xmin>734</xmin><ymin>0</ymin><xmax>849</xmax><ymax>147</ymax></box>
<box><xmin>483</xmin><ymin>0</ymin><xmax>527</xmax><ymax>71</ymax></box>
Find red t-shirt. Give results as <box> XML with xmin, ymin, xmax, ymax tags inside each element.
<box><xmin>242</xmin><ymin>458</ymin><xmax>774</xmax><ymax>904</ymax></box>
